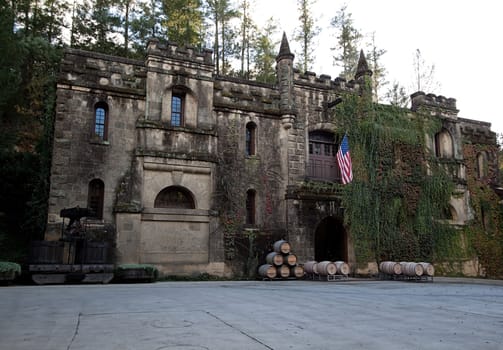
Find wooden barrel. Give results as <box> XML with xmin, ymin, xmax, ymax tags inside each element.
<box><xmin>304</xmin><ymin>261</ymin><xmax>318</xmax><ymax>274</ymax></box>
<box><xmin>317</xmin><ymin>261</ymin><xmax>337</xmax><ymax>276</ymax></box>
<box><xmin>30</xmin><ymin>240</ymin><xmax>64</xmax><ymax>264</ymax></box>
<box><xmin>258</xmin><ymin>264</ymin><xmax>277</xmax><ymax>279</ymax></box>
<box><xmin>290</xmin><ymin>265</ymin><xmax>305</xmax><ymax>278</ymax></box>
<box><xmin>273</xmin><ymin>240</ymin><xmax>291</xmax><ymax>254</ymax></box>
<box><xmin>334</xmin><ymin>261</ymin><xmax>350</xmax><ymax>275</ymax></box>
<box><xmin>284</xmin><ymin>253</ymin><xmax>297</xmax><ymax>266</ymax></box>
<box><xmin>400</xmin><ymin>262</ymin><xmax>424</xmax><ymax>277</ymax></box>
<box><xmin>379</xmin><ymin>261</ymin><xmax>402</xmax><ymax>275</ymax></box>
<box><xmin>419</xmin><ymin>262</ymin><xmax>435</xmax><ymax>276</ymax></box>
<box><xmin>266</xmin><ymin>252</ymin><xmax>284</xmax><ymax>266</ymax></box>
<box><xmin>83</xmin><ymin>241</ymin><xmax>109</xmax><ymax>264</ymax></box>
<box><xmin>277</xmin><ymin>265</ymin><xmax>291</xmax><ymax>278</ymax></box>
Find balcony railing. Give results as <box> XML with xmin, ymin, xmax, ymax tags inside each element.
<box><xmin>306</xmin><ymin>160</ymin><xmax>341</xmax><ymax>182</ymax></box>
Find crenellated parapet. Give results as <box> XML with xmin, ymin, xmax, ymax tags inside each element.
<box><xmin>459</xmin><ymin>118</ymin><xmax>496</xmax><ymax>145</ymax></box>
<box><xmin>410</xmin><ymin>91</ymin><xmax>458</xmax><ymax>118</ymax></box>
<box><xmin>146</xmin><ymin>38</ymin><xmax>213</xmax><ymax>66</ymax></box>
<box><xmin>293</xmin><ymin>70</ymin><xmax>360</xmax><ymax>93</ymax></box>
<box><xmin>213</xmin><ymin>77</ymin><xmax>281</xmax><ymax>115</ymax></box>
<box><xmin>58</xmin><ymin>48</ymin><xmax>146</xmax><ymax>95</ymax></box>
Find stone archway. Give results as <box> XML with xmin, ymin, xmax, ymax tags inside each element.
<box><xmin>314</xmin><ymin>216</ymin><xmax>347</xmax><ymax>262</ymax></box>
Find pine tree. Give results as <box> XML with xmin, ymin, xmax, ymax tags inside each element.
<box><xmin>366</xmin><ymin>31</ymin><xmax>387</xmax><ymax>102</ymax></box>
<box><xmin>236</xmin><ymin>0</ymin><xmax>256</xmax><ymax>79</ymax></box>
<box><xmin>0</xmin><ymin>0</ymin><xmax>62</xmax><ymax>258</ymax></box>
<box><xmin>253</xmin><ymin>17</ymin><xmax>278</xmax><ymax>84</ymax></box>
<box><xmin>293</xmin><ymin>0</ymin><xmax>319</xmax><ymax>73</ymax></box>
<box><xmin>330</xmin><ymin>5</ymin><xmax>361</xmax><ymax>80</ymax></box>
<box><xmin>384</xmin><ymin>81</ymin><xmax>409</xmax><ymax>108</ymax></box>
<box><xmin>71</xmin><ymin>0</ymin><xmax>121</xmax><ymax>55</ymax></box>
<box><xmin>205</xmin><ymin>0</ymin><xmax>238</xmax><ymax>75</ymax></box>
<box><xmin>161</xmin><ymin>0</ymin><xmax>204</xmax><ymax>47</ymax></box>
<box><xmin>129</xmin><ymin>0</ymin><xmax>166</xmax><ymax>57</ymax></box>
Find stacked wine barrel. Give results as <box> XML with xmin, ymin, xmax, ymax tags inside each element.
<box><xmin>303</xmin><ymin>260</ymin><xmax>350</xmax><ymax>281</ymax></box>
<box><xmin>257</xmin><ymin>240</ymin><xmax>304</xmax><ymax>280</ymax></box>
<box><xmin>379</xmin><ymin>261</ymin><xmax>434</xmax><ymax>282</ymax></box>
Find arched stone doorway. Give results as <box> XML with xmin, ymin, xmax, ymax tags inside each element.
<box><xmin>315</xmin><ymin>216</ymin><xmax>347</xmax><ymax>261</ymax></box>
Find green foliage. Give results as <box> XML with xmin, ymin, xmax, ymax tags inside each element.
<box><xmin>293</xmin><ymin>0</ymin><xmax>320</xmax><ymax>73</ymax></box>
<box><xmin>462</xmin><ymin>143</ymin><xmax>503</xmax><ymax>278</ymax></box>
<box><xmin>71</xmin><ymin>0</ymin><xmax>122</xmax><ymax>55</ymax></box>
<box><xmin>161</xmin><ymin>0</ymin><xmax>204</xmax><ymax>47</ymax></box>
<box><xmin>253</xmin><ymin>17</ymin><xmax>279</xmax><ymax>84</ymax></box>
<box><xmin>0</xmin><ymin>0</ymin><xmax>61</xmax><ymax>261</ymax></box>
<box><xmin>332</xmin><ymin>88</ymin><xmax>459</xmax><ymax>264</ymax></box>
<box><xmin>0</xmin><ymin>261</ymin><xmax>21</xmax><ymax>274</ymax></box>
<box><xmin>330</xmin><ymin>5</ymin><xmax>362</xmax><ymax>80</ymax></box>
<box><xmin>159</xmin><ymin>272</ymin><xmax>230</xmax><ymax>281</ymax></box>
<box><xmin>115</xmin><ymin>264</ymin><xmax>159</xmax><ymax>282</ymax></box>
<box><xmin>116</xmin><ymin>263</ymin><xmax>158</xmax><ymax>273</ymax></box>
<box><xmin>0</xmin><ymin>150</ymin><xmax>41</xmax><ymax>260</ymax></box>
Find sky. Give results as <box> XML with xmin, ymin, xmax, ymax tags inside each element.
<box><xmin>251</xmin><ymin>0</ymin><xmax>503</xmax><ymax>137</ymax></box>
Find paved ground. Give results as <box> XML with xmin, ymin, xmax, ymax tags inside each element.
<box><xmin>1</xmin><ymin>278</ymin><xmax>503</xmax><ymax>350</ymax></box>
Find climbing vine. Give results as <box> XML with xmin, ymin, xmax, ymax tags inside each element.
<box><xmin>462</xmin><ymin>143</ymin><xmax>503</xmax><ymax>278</ymax></box>
<box><xmin>331</xmin><ymin>85</ymin><xmax>462</xmax><ymax>266</ymax></box>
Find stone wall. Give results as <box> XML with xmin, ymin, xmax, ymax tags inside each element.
<box><xmin>46</xmin><ymin>38</ymin><xmax>500</xmax><ymax>278</ymax></box>
<box><xmin>47</xmin><ymin>50</ymin><xmax>146</xmax><ymax>240</ymax></box>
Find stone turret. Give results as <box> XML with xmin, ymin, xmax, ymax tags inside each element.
<box><xmin>355</xmin><ymin>49</ymin><xmax>372</xmax><ymax>80</ymax></box>
<box><xmin>355</xmin><ymin>49</ymin><xmax>373</xmax><ymax>100</ymax></box>
<box><xmin>276</xmin><ymin>32</ymin><xmax>296</xmax><ymax>126</ymax></box>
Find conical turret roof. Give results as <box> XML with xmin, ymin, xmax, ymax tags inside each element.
<box><xmin>355</xmin><ymin>49</ymin><xmax>372</xmax><ymax>79</ymax></box>
<box><xmin>276</xmin><ymin>32</ymin><xmax>295</xmax><ymax>61</ymax></box>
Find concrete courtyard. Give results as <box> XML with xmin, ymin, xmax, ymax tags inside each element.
<box><xmin>1</xmin><ymin>278</ymin><xmax>502</xmax><ymax>350</ymax></box>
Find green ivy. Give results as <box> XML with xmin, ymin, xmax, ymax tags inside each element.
<box><xmin>332</xmin><ymin>86</ymin><xmax>460</xmax><ymax>265</ymax></box>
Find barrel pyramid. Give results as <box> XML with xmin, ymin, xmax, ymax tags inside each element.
<box><xmin>258</xmin><ymin>240</ymin><xmax>304</xmax><ymax>280</ymax></box>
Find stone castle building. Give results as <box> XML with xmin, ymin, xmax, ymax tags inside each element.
<box><xmin>45</xmin><ymin>34</ymin><xmax>500</xmax><ymax>277</ymax></box>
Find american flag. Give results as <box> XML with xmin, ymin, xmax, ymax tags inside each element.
<box><xmin>337</xmin><ymin>134</ymin><xmax>353</xmax><ymax>184</ymax></box>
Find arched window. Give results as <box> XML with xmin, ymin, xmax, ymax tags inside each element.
<box><xmin>434</xmin><ymin>129</ymin><xmax>453</xmax><ymax>158</ymax></box>
<box><xmin>307</xmin><ymin>131</ymin><xmax>339</xmax><ymax>181</ymax></box>
<box><xmin>171</xmin><ymin>92</ymin><xmax>184</xmax><ymax>127</ymax></box>
<box><xmin>440</xmin><ymin>204</ymin><xmax>457</xmax><ymax>221</ymax></box>
<box><xmin>154</xmin><ymin>186</ymin><xmax>195</xmax><ymax>209</ymax></box>
<box><xmin>87</xmin><ymin>179</ymin><xmax>105</xmax><ymax>219</ymax></box>
<box><xmin>246</xmin><ymin>122</ymin><xmax>256</xmax><ymax>156</ymax></box>
<box><xmin>246</xmin><ymin>189</ymin><xmax>256</xmax><ymax>225</ymax></box>
<box><xmin>476</xmin><ymin>151</ymin><xmax>488</xmax><ymax>179</ymax></box>
<box><xmin>94</xmin><ymin>102</ymin><xmax>108</xmax><ymax>141</ymax></box>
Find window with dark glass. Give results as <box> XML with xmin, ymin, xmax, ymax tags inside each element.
<box><xmin>307</xmin><ymin>131</ymin><xmax>339</xmax><ymax>181</ymax></box>
<box><xmin>246</xmin><ymin>122</ymin><xmax>256</xmax><ymax>156</ymax></box>
<box><xmin>171</xmin><ymin>94</ymin><xmax>183</xmax><ymax>126</ymax></box>
<box><xmin>246</xmin><ymin>189</ymin><xmax>256</xmax><ymax>225</ymax></box>
<box><xmin>154</xmin><ymin>186</ymin><xmax>195</xmax><ymax>209</ymax></box>
<box><xmin>94</xmin><ymin>103</ymin><xmax>108</xmax><ymax>140</ymax></box>
<box><xmin>87</xmin><ymin>179</ymin><xmax>105</xmax><ymax>219</ymax></box>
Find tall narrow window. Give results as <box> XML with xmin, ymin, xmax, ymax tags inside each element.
<box><xmin>94</xmin><ymin>102</ymin><xmax>108</xmax><ymax>141</ymax></box>
<box><xmin>171</xmin><ymin>94</ymin><xmax>183</xmax><ymax>126</ymax></box>
<box><xmin>434</xmin><ymin>129</ymin><xmax>453</xmax><ymax>158</ymax></box>
<box><xmin>476</xmin><ymin>152</ymin><xmax>488</xmax><ymax>179</ymax></box>
<box><xmin>87</xmin><ymin>179</ymin><xmax>105</xmax><ymax>219</ymax></box>
<box><xmin>246</xmin><ymin>189</ymin><xmax>256</xmax><ymax>225</ymax></box>
<box><xmin>246</xmin><ymin>122</ymin><xmax>256</xmax><ymax>156</ymax></box>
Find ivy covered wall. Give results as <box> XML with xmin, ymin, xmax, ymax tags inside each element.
<box><xmin>330</xmin><ymin>82</ymin><xmax>502</xmax><ymax>277</ymax></box>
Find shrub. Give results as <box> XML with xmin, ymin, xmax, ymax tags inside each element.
<box><xmin>115</xmin><ymin>264</ymin><xmax>159</xmax><ymax>283</ymax></box>
<box><xmin>0</xmin><ymin>261</ymin><xmax>21</xmax><ymax>282</ymax></box>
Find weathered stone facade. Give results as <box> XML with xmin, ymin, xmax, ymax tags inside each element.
<box><xmin>46</xmin><ymin>35</ymin><xmax>500</xmax><ymax>277</ymax></box>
